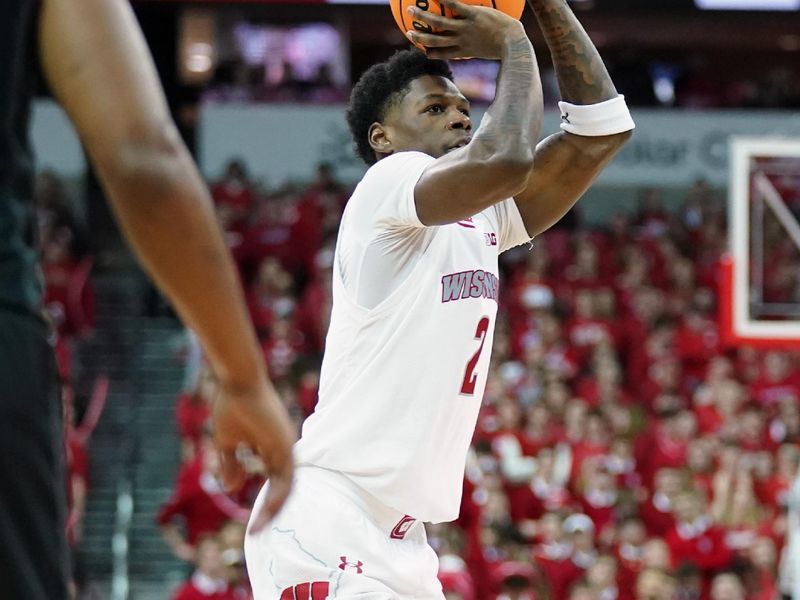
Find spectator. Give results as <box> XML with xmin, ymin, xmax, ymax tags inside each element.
<box><xmin>246</xmin><ymin>257</ymin><xmax>296</xmax><ymax>340</ymax></box>
<box><xmin>493</xmin><ymin>562</ymin><xmax>537</xmax><ymax>600</ymax></box>
<box><xmin>64</xmin><ymin>389</ymin><xmax>89</xmax><ymax>546</ymax></box>
<box><xmin>673</xmin><ymin>563</ymin><xmax>702</xmax><ymax>600</ymax></box>
<box><xmin>585</xmin><ymin>555</ymin><xmax>619</xmax><ymax>600</ymax></box>
<box><xmin>210</xmin><ymin>160</ymin><xmax>254</xmax><ymax>227</ymax></box>
<box><xmin>709</xmin><ymin>572</ymin><xmax>745</xmax><ymax>600</ymax></box>
<box><xmin>635</xmin><ymin>569</ymin><xmax>676</xmax><ymax>600</ymax></box>
<box><xmin>614</xmin><ymin>517</ymin><xmax>647</xmax><ymax>600</ymax></box>
<box><xmin>665</xmin><ymin>491</ymin><xmax>733</xmax><ymax>588</ymax></box>
<box><xmin>260</xmin><ymin>317</ymin><xmax>305</xmax><ymax>381</ymax></box>
<box><xmin>569</xmin><ymin>582</ymin><xmax>597</xmax><ymax>600</ymax></box>
<box><xmin>158</xmin><ymin>437</ymin><xmax>249</xmax><ymax>562</ymax></box>
<box><xmin>750</xmin><ymin>351</ymin><xmax>800</xmax><ymax>407</ymax></box>
<box><xmin>218</xmin><ymin>521</ymin><xmax>250</xmax><ymax>599</ymax></box>
<box><xmin>570</xmin><ymin>410</ymin><xmax>612</xmax><ymax>485</ymax></box>
<box><xmin>636</xmin><ymin>408</ymin><xmax>695</xmax><ymax>487</ymax></box>
<box><xmin>641</xmin><ymin>539</ymin><xmax>672</xmax><ymax>572</ymax></box>
<box><xmin>173</xmin><ymin>534</ymin><xmax>238</xmax><ymax>600</ymax></box>
<box><xmin>532</xmin><ymin>512</ymin><xmax>574</xmax><ymax>600</ymax></box>
<box><xmin>769</xmin><ymin>398</ymin><xmax>800</xmax><ymax>446</ymax></box>
<box><xmin>159</xmin><ymin>170</ymin><xmax>800</xmax><ymax>598</ymax></box>
<box><xmin>579</xmin><ymin>465</ymin><xmax>619</xmax><ymax>538</ymax></box>
<box><xmin>639</xmin><ymin>468</ymin><xmax>683</xmax><ymax>537</ymax></box>
<box><xmin>175</xmin><ymin>368</ymin><xmax>215</xmax><ymax>462</ymax></box>
<box><xmin>746</xmin><ymin>536</ymin><xmax>779</xmax><ymax>600</ymax></box>
<box><xmin>558</xmin><ymin>513</ymin><xmax>599</xmax><ymax>597</ymax></box>
<box><xmin>757</xmin><ymin>444</ymin><xmax>800</xmax><ymax>509</ymax></box>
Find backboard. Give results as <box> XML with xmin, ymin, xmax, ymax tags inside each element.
<box><xmin>722</xmin><ymin>137</ymin><xmax>800</xmax><ymax>348</ymax></box>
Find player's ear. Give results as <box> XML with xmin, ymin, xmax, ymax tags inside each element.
<box><xmin>369</xmin><ymin>122</ymin><xmax>393</xmax><ymax>157</ymax></box>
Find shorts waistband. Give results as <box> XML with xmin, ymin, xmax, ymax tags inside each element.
<box><xmin>298</xmin><ymin>465</ymin><xmax>419</xmax><ymax>539</ymax></box>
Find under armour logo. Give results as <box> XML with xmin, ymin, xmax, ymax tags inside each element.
<box><xmin>339</xmin><ymin>556</ymin><xmax>364</xmax><ymax>574</ymax></box>
<box><xmin>561</xmin><ymin>112</ymin><xmax>570</xmax><ymax>124</ymax></box>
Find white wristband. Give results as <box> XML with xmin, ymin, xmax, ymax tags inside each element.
<box><xmin>558</xmin><ymin>95</ymin><xmax>635</xmax><ymax>137</ymax></box>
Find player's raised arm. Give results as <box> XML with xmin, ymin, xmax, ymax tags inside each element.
<box><xmin>38</xmin><ymin>0</ymin><xmax>293</xmax><ymax>526</ymax></box>
<box><xmin>511</xmin><ymin>0</ymin><xmax>634</xmax><ymax>237</ymax></box>
<box><xmin>406</xmin><ymin>0</ymin><xmax>544</xmax><ymax>226</ymax></box>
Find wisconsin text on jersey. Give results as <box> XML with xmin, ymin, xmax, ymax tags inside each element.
<box><xmin>441</xmin><ymin>270</ymin><xmax>499</xmax><ymax>303</ymax></box>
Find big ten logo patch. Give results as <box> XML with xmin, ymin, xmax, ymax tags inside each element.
<box><xmin>485</xmin><ymin>232</ymin><xmax>497</xmax><ymax>246</ymax></box>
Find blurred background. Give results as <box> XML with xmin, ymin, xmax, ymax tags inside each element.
<box><xmin>40</xmin><ymin>0</ymin><xmax>800</xmax><ymax>599</ymax></box>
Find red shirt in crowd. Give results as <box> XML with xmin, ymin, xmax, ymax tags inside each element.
<box><xmin>173</xmin><ymin>573</ymin><xmax>238</xmax><ymax>600</ymax></box>
<box><xmin>749</xmin><ymin>569</ymin><xmax>779</xmax><ymax>600</ymax></box>
<box><xmin>157</xmin><ymin>459</ymin><xmax>248</xmax><ymax>545</ymax></box>
<box><xmin>456</xmin><ymin>477</ymin><xmax>491</xmax><ymax>600</ymax></box>
<box><xmin>639</xmin><ymin>493</ymin><xmax>676</xmax><ymax>538</ymax></box>
<box><xmin>211</xmin><ymin>180</ymin><xmax>254</xmax><ymax>215</ymax></box>
<box><xmin>532</xmin><ymin>544</ymin><xmax>582</xmax><ymax>600</ymax></box>
<box><xmin>674</xmin><ymin>317</ymin><xmax>719</xmax><ymax>385</ymax></box>
<box><xmin>570</xmin><ymin>439</ymin><xmax>610</xmax><ymax>484</ymax></box>
<box><xmin>755</xmin><ymin>473</ymin><xmax>792</xmax><ymax>509</ymax></box>
<box><xmin>635</xmin><ymin>424</ymin><xmax>689</xmax><ymax>487</ymax></box>
<box><xmin>295</xmin><ymin>277</ymin><xmax>333</xmax><ymax>355</ymax></box>
<box><xmin>565</xmin><ymin>317</ymin><xmax>617</xmax><ymax>368</ymax></box>
<box><xmin>580</xmin><ymin>490</ymin><xmax>617</xmax><ymax>535</ymax></box>
<box><xmin>614</xmin><ymin>543</ymin><xmax>645</xmax><ymax>600</ymax></box>
<box><xmin>665</xmin><ymin>519</ymin><xmax>734</xmax><ymax>576</ymax></box>
<box><xmin>176</xmin><ymin>393</ymin><xmax>211</xmax><ymax>448</ymax></box>
<box><xmin>694</xmin><ymin>404</ymin><xmax>723</xmax><ymax>435</ymax></box>
<box><xmin>245</xmin><ymin>290</ymin><xmax>275</xmax><ymax>336</ymax></box>
<box><xmin>66</xmin><ymin>433</ymin><xmax>90</xmax><ymax>546</ymax></box>
<box><xmin>750</xmin><ymin>372</ymin><xmax>800</xmax><ymax>406</ymax></box>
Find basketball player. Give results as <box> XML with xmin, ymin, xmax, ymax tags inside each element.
<box><xmin>244</xmin><ymin>0</ymin><xmax>633</xmax><ymax>597</ymax></box>
<box><xmin>0</xmin><ymin>1</ymin><xmax>294</xmax><ymax>598</ymax></box>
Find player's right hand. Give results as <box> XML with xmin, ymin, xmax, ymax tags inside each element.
<box><xmin>406</xmin><ymin>0</ymin><xmax>527</xmax><ymax>61</ymax></box>
<box><xmin>212</xmin><ymin>376</ymin><xmax>295</xmax><ymax>533</ymax></box>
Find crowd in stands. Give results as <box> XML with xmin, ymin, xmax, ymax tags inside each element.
<box><xmin>609</xmin><ymin>60</ymin><xmax>800</xmax><ymax>110</ymax></box>
<box><xmin>204</xmin><ymin>58</ymin><xmax>347</xmax><ymax>105</ymax></box>
<box><xmin>33</xmin><ymin>158</ymin><xmax>800</xmax><ymax>599</ymax></box>
<box><xmin>202</xmin><ymin>55</ymin><xmax>800</xmax><ymax>110</ymax></box>
<box><xmin>34</xmin><ymin>170</ymin><xmax>99</xmax><ymax>595</ymax></box>
<box><xmin>36</xmin><ymin>170</ymin><xmax>95</xmax><ymax>379</ymax></box>
<box><xmin>150</xmin><ymin>158</ymin><xmax>800</xmax><ymax>600</ymax></box>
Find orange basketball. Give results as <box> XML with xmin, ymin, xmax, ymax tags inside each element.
<box><xmin>391</xmin><ymin>0</ymin><xmax>525</xmax><ymax>48</ymax></box>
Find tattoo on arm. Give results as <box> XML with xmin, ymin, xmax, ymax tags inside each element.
<box><xmin>527</xmin><ymin>0</ymin><xmax>617</xmax><ymax>104</ymax></box>
<box><xmin>475</xmin><ymin>32</ymin><xmax>543</xmax><ymax>155</ymax></box>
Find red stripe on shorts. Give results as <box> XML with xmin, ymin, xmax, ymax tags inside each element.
<box><xmin>280</xmin><ymin>581</ymin><xmax>330</xmax><ymax>600</ymax></box>
<box><xmin>311</xmin><ymin>581</ymin><xmax>330</xmax><ymax>600</ymax></box>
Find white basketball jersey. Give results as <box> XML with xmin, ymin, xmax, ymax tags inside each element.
<box><xmin>294</xmin><ymin>151</ymin><xmax>531</xmax><ymax>523</ymax></box>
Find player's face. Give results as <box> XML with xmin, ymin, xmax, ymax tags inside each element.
<box><xmin>381</xmin><ymin>75</ymin><xmax>472</xmax><ymax>159</ymax></box>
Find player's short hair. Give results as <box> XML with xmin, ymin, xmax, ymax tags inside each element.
<box><xmin>346</xmin><ymin>49</ymin><xmax>454</xmax><ymax>166</ymax></box>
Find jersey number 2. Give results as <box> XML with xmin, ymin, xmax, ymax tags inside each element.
<box><xmin>460</xmin><ymin>316</ymin><xmax>491</xmax><ymax>395</ymax></box>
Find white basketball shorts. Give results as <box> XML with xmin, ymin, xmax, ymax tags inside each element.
<box><xmin>244</xmin><ymin>465</ymin><xmax>445</xmax><ymax>600</ymax></box>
